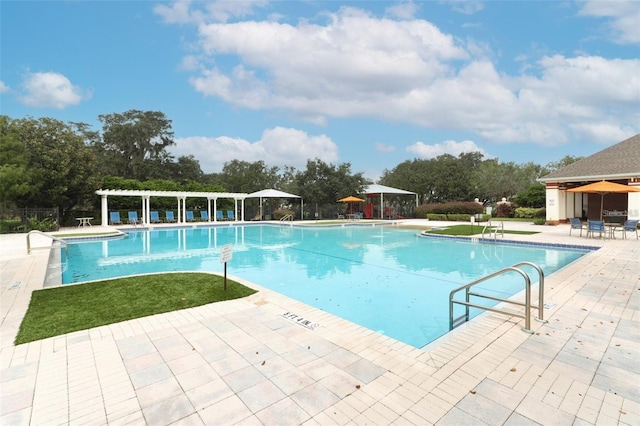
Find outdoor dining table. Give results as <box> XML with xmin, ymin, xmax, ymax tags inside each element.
<box><xmin>76</xmin><ymin>217</ymin><xmax>93</xmax><ymax>227</ymax></box>
<box><xmin>605</xmin><ymin>223</ymin><xmax>621</xmax><ymax>239</ymax></box>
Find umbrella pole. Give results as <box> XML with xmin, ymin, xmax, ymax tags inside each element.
<box><xmin>600</xmin><ymin>194</ymin><xmax>604</xmax><ymax>220</ymax></box>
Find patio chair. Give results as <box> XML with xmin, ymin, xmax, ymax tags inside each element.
<box><xmin>586</xmin><ymin>220</ymin><xmax>606</xmax><ymax>239</ymax></box>
<box><xmin>216</xmin><ymin>210</ymin><xmax>224</xmax><ymax>221</ymax></box>
<box><xmin>165</xmin><ymin>211</ymin><xmax>176</xmax><ymax>222</ymax></box>
<box><xmin>227</xmin><ymin>210</ymin><xmax>235</xmax><ymax>221</ymax></box>
<box><xmin>200</xmin><ymin>211</ymin><xmax>209</xmax><ymax>221</ymax></box>
<box><xmin>128</xmin><ymin>211</ymin><xmax>139</xmax><ymax>225</ymax></box>
<box><xmin>620</xmin><ymin>219</ymin><xmax>639</xmax><ymax>240</ymax></box>
<box><xmin>109</xmin><ymin>211</ymin><xmax>122</xmax><ymax>225</ymax></box>
<box><xmin>150</xmin><ymin>211</ymin><xmax>161</xmax><ymax>223</ymax></box>
<box><xmin>186</xmin><ymin>211</ymin><xmax>195</xmax><ymax>222</ymax></box>
<box><xmin>569</xmin><ymin>217</ymin><xmax>586</xmax><ymax>237</ymax></box>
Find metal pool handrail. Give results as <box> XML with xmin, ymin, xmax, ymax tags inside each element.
<box><xmin>27</xmin><ymin>230</ymin><xmax>68</xmax><ymax>258</ymax></box>
<box><xmin>481</xmin><ymin>220</ymin><xmax>504</xmax><ymax>240</ymax></box>
<box><xmin>449</xmin><ymin>262</ymin><xmax>546</xmax><ymax>334</ymax></box>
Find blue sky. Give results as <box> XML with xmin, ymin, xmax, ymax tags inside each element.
<box><xmin>2</xmin><ymin>1</ymin><xmax>639</xmax><ymax>180</ymax></box>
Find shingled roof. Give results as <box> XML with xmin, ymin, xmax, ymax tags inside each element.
<box><xmin>538</xmin><ymin>133</ymin><xmax>640</xmax><ymax>182</ymax></box>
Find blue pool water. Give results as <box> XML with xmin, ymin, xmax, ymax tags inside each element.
<box><xmin>62</xmin><ymin>225</ymin><xmax>589</xmax><ymax>347</ymax></box>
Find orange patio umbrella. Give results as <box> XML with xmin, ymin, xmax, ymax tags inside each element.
<box><xmin>567</xmin><ymin>180</ymin><xmax>640</xmax><ymax>220</ymax></box>
<box><xmin>337</xmin><ymin>195</ymin><xmax>365</xmax><ymax>214</ymax></box>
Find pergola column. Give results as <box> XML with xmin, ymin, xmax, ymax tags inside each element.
<box><xmin>180</xmin><ymin>197</ymin><xmax>187</xmax><ymax>223</ymax></box>
<box><xmin>101</xmin><ymin>195</ymin><xmax>108</xmax><ymax>226</ymax></box>
<box><xmin>142</xmin><ymin>195</ymin><xmax>150</xmax><ymax>225</ymax></box>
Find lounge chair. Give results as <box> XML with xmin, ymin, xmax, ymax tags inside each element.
<box><xmin>150</xmin><ymin>211</ymin><xmax>161</xmax><ymax>223</ymax></box>
<box><xmin>569</xmin><ymin>217</ymin><xmax>586</xmax><ymax>237</ymax></box>
<box><xmin>227</xmin><ymin>210</ymin><xmax>235</xmax><ymax>221</ymax></box>
<box><xmin>128</xmin><ymin>211</ymin><xmax>139</xmax><ymax>225</ymax></box>
<box><xmin>165</xmin><ymin>211</ymin><xmax>176</xmax><ymax>222</ymax></box>
<box><xmin>109</xmin><ymin>211</ymin><xmax>122</xmax><ymax>225</ymax></box>
<box><xmin>200</xmin><ymin>211</ymin><xmax>209</xmax><ymax>221</ymax></box>
<box><xmin>586</xmin><ymin>220</ymin><xmax>605</xmax><ymax>239</ymax></box>
<box><xmin>216</xmin><ymin>210</ymin><xmax>224</xmax><ymax>221</ymax></box>
<box><xmin>186</xmin><ymin>211</ymin><xmax>195</xmax><ymax>222</ymax></box>
<box><xmin>620</xmin><ymin>219</ymin><xmax>639</xmax><ymax>240</ymax></box>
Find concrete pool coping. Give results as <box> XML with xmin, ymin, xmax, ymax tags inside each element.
<box><xmin>1</xmin><ymin>219</ymin><xmax>639</xmax><ymax>425</ymax></box>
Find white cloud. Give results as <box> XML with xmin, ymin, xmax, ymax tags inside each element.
<box><xmin>163</xmin><ymin>4</ymin><xmax>640</xmax><ymax>150</ymax></box>
<box><xmin>406</xmin><ymin>139</ymin><xmax>487</xmax><ymax>159</ymax></box>
<box><xmin>18</xmin><ymin>71</ymin><xmax>90</xmax><ymax>109</ymax></box>
<box><xmin>154</xmin><ymin>0</ymin><xmax>267</xmax><ymax>24</ymax></box>
<box><xmin>385</xmin><ymin>1</ymin><xmax>419</xmax><ymax>19</ymax></box>
<box><xmin>579</xmin><ymin>0</ymin><xmax>640</xmax><ymax>44</ymax></box>
<box><xmin>168</xmin><ymin>126</ymin><xmax>339</xmax><ymax>173</ymax></box>
<box><xmin>0</xmin><ymin>81</ymin><xmax>9</xmax><ymax>93</ymax></box>
<box><xmin>375</xmin><ymin>143</ymin><xmax>396</xmax><ymax>153</ymax></box>
<box><xmin>447</xmin><ymin>0</ymin><xmax>485</xmax><ymax>15</ymax></box>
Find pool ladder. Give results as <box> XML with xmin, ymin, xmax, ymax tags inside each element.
<box><xmin>449</xmin><ymin>261</ymin><xmax>547</xmax><ymax>334</ymax></box>
<box><xmin>481</xmin><ymin>220</ymin><xmax>504</xmax><ymax>240</ymax></box>
<box><xmin>279</xmin><ymin>214</ymin><xmax>294</xmax><ymax>222</ymax></box>
<box><xmin>26</xmin><ymin>230</ymin><xmax>68</xmax><ymax>258</ymax></box>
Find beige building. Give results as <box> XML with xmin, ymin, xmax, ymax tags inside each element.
<box><xmin>538</xmin><ymin>134</ymin><xmax>640</xmax><ymax>224</ymax></box>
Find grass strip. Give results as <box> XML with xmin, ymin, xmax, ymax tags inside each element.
<box><xmin>15</xmin><ymin>273</ymin><xmax>257</xmax><ymax>345</ymax></box>
<box><xmin>425</xmin><ymin>224</ymin><xmax>538</xmax><ymax>236</ymax></box>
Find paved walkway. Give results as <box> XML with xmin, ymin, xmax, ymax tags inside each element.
<box><xmin>1</xmin><ymin>220</ymin><xmax>638</xmax><ymax>425</ymax></box>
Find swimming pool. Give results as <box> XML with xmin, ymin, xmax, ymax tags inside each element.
<box><xmin>61</xmin><ymin>225</ymin><xmax>590</xmax><ymax>347</ymax></box>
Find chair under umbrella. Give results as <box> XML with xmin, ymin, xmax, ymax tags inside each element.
<box><xmin>337</xmin><ymin>195</ymin><xmax>365</xmax><ymax>215</ymax></box>
<box><xmin>566</xmin><ymin>180</ymin><xmax>640</xmax><ymax>220</ymax></box>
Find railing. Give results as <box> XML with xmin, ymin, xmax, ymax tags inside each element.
<box><xmin>280</xmin><ymin>214</ymin><xmax>294</xmax><ymax>222</ymax></box>
<box><xmin>27</xmin><ymin>230</ymin><xmax>68</xmax><ymax>257</ymax></box>
<box><xmin>449</xmin><ymin>262</ymin><xmax>547</xmax><ymax>334</ymax></box>
<box><xmin>481</xmin><ymin>220</ymin><xmax>504</xmax><ymax>240</ymax></box>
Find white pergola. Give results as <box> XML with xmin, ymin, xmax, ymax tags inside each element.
<box><xmin>95</xmin><ymin>189</ymin><xmax>249</xmax><ymax>226</ymax></box>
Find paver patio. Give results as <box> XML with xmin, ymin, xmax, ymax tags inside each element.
<box><xmin>1</xmin><ymin>220</ymin><xmax>638</xmax><ymax>425</ymax></box>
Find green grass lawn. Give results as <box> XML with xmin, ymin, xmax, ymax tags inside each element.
<box><xmin>15</xmin><ymin>273</ymin><xmax>257</xmax><ymax>345</ymax></box>
<box><xmin>425</xmin><ymin>224</ymin><xmax>538</xmax><ymax>236</ymax></box>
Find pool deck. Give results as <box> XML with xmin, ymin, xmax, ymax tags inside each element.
<box><xmin>1</xmin><ymin>220</ymin><xmax>638</xmax><ymax>425</ymax></box>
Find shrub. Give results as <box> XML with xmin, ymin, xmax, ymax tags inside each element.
<box><xmin>515</xmin><ymin>207</ymin><xmax>546</xmax><ymax>219</ymax></box>
<box><xmin>496</xmin><ymin>203</ymin><xmax>516</xmax><ymax>218</ymax></box>
<box><xmin>533</xmin><ymin>217</ymin><xmax>546</xmax><ymax>225</ymax></box>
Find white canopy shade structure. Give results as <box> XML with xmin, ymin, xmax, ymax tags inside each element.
<box><xmin>363</xmin><ymin>184</ymin><xmax>419</xmax><ymax>219</ymax></box>
<box><xmin>246</xmin><ymin>189</ymin><xmax>303</xmax><ymax>220</ymax></box>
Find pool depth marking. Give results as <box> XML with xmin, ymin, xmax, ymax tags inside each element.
<box><xmin>282</xmin><ymin>312</ymin><xmax>319</xmax><ymax>330</ymax></box>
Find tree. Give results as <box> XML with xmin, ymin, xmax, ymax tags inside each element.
<box><xmin>97</xmin><ymin>110</ymin><xmax>175</xmax><ymax>180</ymax></box>
<box><xmin>12</xmin><ymin>117</ymin><xmax>99</xmax><ymax>220</ymax></box>
<box><xmin>293</xmin><ymin>159</ymin><xmax>367</xmax><ymax>209</ymax></box>
<box><xmin>0</xmin><ymin>116</ymin><xmax>35</xmax><ymax>207</ymax></box>
<box><xmin>164</xmin><ymin>155</ymin><xmax>204</xmax><ymax>182</ymax></box>
<box><xmin>544</xmin><ymin>155</ymin><xmax>583</xmax><ymax>175</ymax></box>
<box><xmin>513</xmin><ymin>183</ymin><xmax>546</xmax><ymax>208</ymax></box>
<box><xmin>218</xmin><ymin>160</ymin><xmax>280</xmax><ymax>193</ymax></box>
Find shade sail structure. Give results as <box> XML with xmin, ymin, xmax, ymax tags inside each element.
<box><xmin>567</xmin><ymin>180</ymin><xmax>640</xmax><ymax>219</ymax></box>
<box><xmin>362</xmin><ymin>184</ymin><xmax>418</xmax><ymax>219</ymax></box>
<box><xmin>247</xmin><ymin>189</ymin><xmax>301</xmax><ymax>199</ymax></box>
<box><xmin>338</xmin><ymin>195</ymin><xmax>365</xmax><ymax>203</ymax></box>
<box><xmin>246</xmin><ymin>188</ymin><xmax>303</xmax><ymax>220</ymax></box>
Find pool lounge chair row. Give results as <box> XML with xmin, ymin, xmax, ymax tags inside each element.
<box><xmin>569</xmin><ymin>217</ymin><xmax>638</xmax><ymax>240</ymax></box>
<box><xmin>109</xmin><ymin>210</ymin><xmax>237</xmax><ymax>225</ymax></box>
